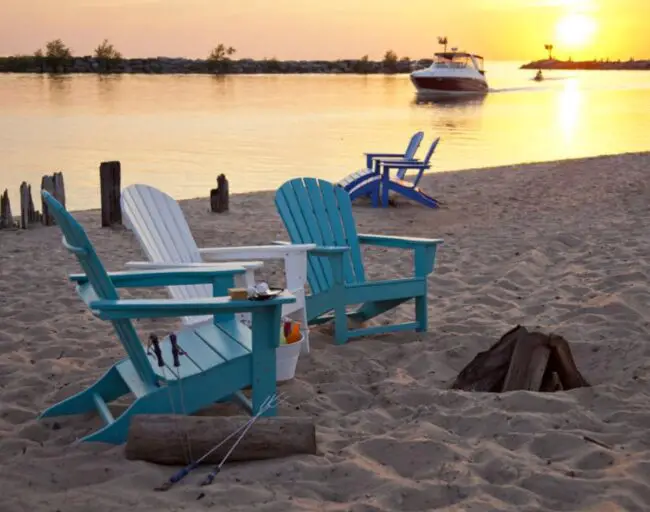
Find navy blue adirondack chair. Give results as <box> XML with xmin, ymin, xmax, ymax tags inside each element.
<box><xmin>38</xmin><ymin>191</ymin><xmax>294</xmax><ymax>444</ymax></box>
<box><xmin>275</xmin><ymin>178</ymin><xmax>443</xmax><ymax>344</ymax></box>
<box><xmin>338</xmin><ymin>131</ymin><xmax>424</xmax><ymax>196</ymax></box>
<box><xmin>350</xmin><ymin>137</ymin><xmax>441</xmax><ymax>208</ymax></box>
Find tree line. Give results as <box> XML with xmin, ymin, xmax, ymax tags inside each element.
<box><xmin>4</xmin><ymin>39</ymin><xmax>413</xmax><ymax>74</ymax></box>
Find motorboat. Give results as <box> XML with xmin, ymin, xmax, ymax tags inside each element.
<box><xmin>410</xmin><ymin>50</ymin><xmax>488</xmax><ymax>94</ymax></box>
<box><xmin>533</xmin><ymin>69</ymin><xmax>544</xmax><ymax>81</ymax></box>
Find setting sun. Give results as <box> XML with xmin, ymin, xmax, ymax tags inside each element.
<box><xmin>556</xmin><ymin>13</ymin><xmax>598</xmax><ymax>48</ymax></box>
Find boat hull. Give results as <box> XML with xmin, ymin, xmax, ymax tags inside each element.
<box><xmin>410</xmin><ymin>75</ymin><xmax>488</xmax><ymax>94</ymax></box>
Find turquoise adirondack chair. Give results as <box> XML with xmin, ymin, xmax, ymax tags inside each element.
<box><xmin>275</xmin><ymin>178</ymin><xmax>443</xmax><ymax>344</ymax></box>
<box><xmin>38</xmin><ymin>191</ymin><xmax>295</xmax><ymax>444</ymax></box>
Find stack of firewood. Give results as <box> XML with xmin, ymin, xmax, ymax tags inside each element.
<box><xmin>451</xmin><ymin>325</ymin><xmax>590</xmax><ymax>392</ymax></box>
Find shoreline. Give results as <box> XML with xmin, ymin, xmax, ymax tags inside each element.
<box><xmin>1</xmin><ymin>152</ymin><xmax>647</xmax><ymax>218</ymax></box>
<box><xmin>521</xmin><ymin>58</ymin><xmax>650</xmax><ymax>70</ymax></box>
<box><xmin>0</xmin><ymin>55</ymin><xmax>423</xmax><ymax>75</ymax></box>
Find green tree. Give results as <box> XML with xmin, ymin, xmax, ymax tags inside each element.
<box><xmin>382</xmin><ymin>50</ymin><xmax>398</xmax><ymax>73</ymax></box>
<box><xmin>94</xmin><ymin>39</ymin><xmax>122</xmax><ymax>60</ymax></box>
<box><xmin>353</xmin><ymin>54</ymin><xmax>371</xmax><ymax>74</ymax></box>
<box><xmin>94</xmin><ymin>39</ymin><xmax>122</xmax><ymax>72</ymax></box>
<box><xmin>45</xmin><ymin>39</ymin><xmax>72</xmax><ymax>60</ymax></box>
<box><xmin>33</xmin><ymin>48</ymin><xmax>45</xmax><ymax>72</ymax></box>
<box><xmin>544</xmin><ymin>44</ymin><xmax>554</xmax><ymax>60</ymax></box>
<box><xmin>207</xmin><ymin>44</ymin><xmax>236</xmax><ymax>73</ymax></box>
<box><xmin>40</xmin><ymin>39</ymin><xmax>73</xmax><ymax>72</ymax></box>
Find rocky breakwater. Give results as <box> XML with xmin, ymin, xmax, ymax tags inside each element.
<box><xmin>0</xmin><ymin>56</ymin><xmax>432</xmax><ymax>75</ymax></box>
<box><xmin>521</xmin><ymin>58</ymin><xmax>650</xmax><ymax>70</ymax></box>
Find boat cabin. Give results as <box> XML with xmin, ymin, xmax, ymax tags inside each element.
<box><xmin>432</xmin><ymin>52</ymin><xmax>485</xmax><ymax>74</ymax></box>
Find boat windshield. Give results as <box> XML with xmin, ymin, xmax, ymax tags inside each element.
<box><xmin>434</xmin><ymin>54</ymin><xmax>483</xmax><ymax>71</ymax></box>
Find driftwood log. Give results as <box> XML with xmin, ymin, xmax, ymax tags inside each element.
<box><xmin>99</xmin><ymin>161</ymin><xmax>122</xmax><ymax>227</ymax></box>
<box><xmin>125</xmin><ymin>415</ymin><xmax>317</xmax><ymax>466</ymax></box>
<box><xmin>451</xmin><ymin>325</ymin><xmax>590</xmax><ymax>392</ymax></box>
<box><xmin>210</xmin><ymin>174</ymin><xmax>229</xmax><ymax>213</ymax></box>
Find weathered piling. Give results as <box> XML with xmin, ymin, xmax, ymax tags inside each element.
<box><xmin>210</xmin><ymin>173</ymin><xmax>229</xmax><ymax>213</ymax></box>
<box><xmin>40</xmin><ymin>175</ymin><xmax>56</xmax><ymax>225</ymax></box>
<box><xmin>0</xmin><ymin>189</ymin><xmax>13</xmax><ymax>228</ymax></box>
<box><xmin>20</xmin><ymin>182</ymin><xmax>41</xmax><ymax>229</ymax></box>
<box><xmin>99</xmin><ymin>161</ymin><xmax>122</xmax><ymax>227</ymax></box>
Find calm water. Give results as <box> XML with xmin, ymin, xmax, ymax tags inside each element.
<box><xmin>1</xmin><ymin>62</ymin><xmax>649</xmax><ymax>210</ymax></box>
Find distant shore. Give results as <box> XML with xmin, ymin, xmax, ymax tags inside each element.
<box><xmin>0</xmin><ymin>55</ymin><xmax>427</xmax><ymax>75</ymax></box>
<box><xmin>521</xmin><ymin>58</ymin><xmax>650</xmax><ymax>70</ymax></box>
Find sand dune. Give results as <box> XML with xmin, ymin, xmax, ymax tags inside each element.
<box><xmin>1</xmin><ymin>152</ymin><xmax>650</xmax><ymax>511</ymax></box>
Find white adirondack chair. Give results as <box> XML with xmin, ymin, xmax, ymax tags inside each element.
<box><xmin>121</xmin><ymin>184</ymin><xmax>314</xmax><ymax>352</ymax></box>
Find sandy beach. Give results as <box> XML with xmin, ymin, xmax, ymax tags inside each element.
<box><xmin>2</xmin><ymin>151</ymin><xmax>650</xmax><ymax>511</ymax></box>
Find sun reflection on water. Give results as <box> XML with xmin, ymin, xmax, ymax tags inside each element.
<box><xmin>557</xmin><ymin>79</ymin><xmax>582</xmax><ymax>142</ymax></box>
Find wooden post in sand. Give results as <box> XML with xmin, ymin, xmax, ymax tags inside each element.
<box><xmin>52</xmin><ymin>172</ymin><xmax>66</xmax><ymax>208</ymax></box>
<box><xmin>40</xmin><ymin>175</ymin><xmax>56</xmax><ymax>225</ymax></box>
<box><xmin>0</xmin><ymin>189</ymin><xmax>13</xmax><ymax>229</ymax></box>
<box><xmin>100</xmin><ymin>161</ymin><xmax>122</xmax><ymax>227</ymax></box>
<box><xmin>210</xmin><ymin>173</ymin><xmax>229</xmax><ymax>213</ymax></box>
<box><xmin>125</xmin><ymin>415</ymin><xmax>317</xmax><ymax>465</ymax></box>
<box><xmin>20</xmin><ymin>182</ymin><xmax>40</xmax><ymax>229</ymax></box>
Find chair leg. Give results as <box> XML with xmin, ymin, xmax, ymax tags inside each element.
<box><xmin>79</xmin><ymin>385</ymin><xmax>181</xmax><ymax>444</ymax></box>
<box><xmin>39</xmin><ymin>365</ymin><xmax>129</xmax><ymax>419</ymax></box>
<box><xmin>370</xmin><ymin>187</ymin><xmax>379</xmax><ymax>208</ymax></box>
<box><xmin>333</xmin><ymin>304</ymin><xmax>349</xmax><ymax>344</ymax></box>
<box><xmin>415</xmin><ymin>294</ymin><xmax>428</xmax><ymax>332</ymax></box>
<box><xmin>250</xmin><ymin>307</ymin><xmax>280</xmax><ymax>416</ymax></box>
<box><xmin>284</xmin><ymin>252</ymin><xmax>309</xmax><ymax>354</ymax></box>
<box><xmin>235</xmin><ymin>271</ymin><xmax>255</xmax><ymax>327</ymax></box>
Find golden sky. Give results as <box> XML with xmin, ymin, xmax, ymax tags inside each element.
<box><xmin>1</xmin><ymin>0</ymin><xmax>648</xmax><ymax>61</ymax></box>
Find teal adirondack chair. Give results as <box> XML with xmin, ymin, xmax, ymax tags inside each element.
<box><xmin>38</xmin><ymin>191</ymin><xmax>295</xmax><ymax>444</ymax></box>
<box><xmin>275</xmin><ymin>178</ymin><xmax>443</xmax><ymax>344</ymax></box>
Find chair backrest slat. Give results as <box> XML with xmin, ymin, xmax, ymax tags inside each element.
<box><xmin>41</xmin><ymin>191</ymin><xmax>157</xmax><ymax>386</ymax></box>
<box><xmin>396</xmin><ymin>137</ymin><xmax>440</xmax><ymax>181</ymax></box>
<box><xmin>421</xmin><ymin>137</ymin><xmax>441</xmax><ymax>164</ymax></box>
<box><xmin>121</xmin><ymin>185</ymin><xmax>212</xmax><ymax>302</ymax></box>
<box><xmin>275</xmin><ymin>178</ymin><xmax>364</xmax><ymax>293</ymax></box>
<box><xmin>404</xmin><ymin>131</ymin><xmax>425</xmax><ymax>160</ymax></box>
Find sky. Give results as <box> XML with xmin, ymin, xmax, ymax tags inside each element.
<box><xmin>1</xmin><ymin>0</ymin><xmax>649</xmax><ymax>61</ymax></box>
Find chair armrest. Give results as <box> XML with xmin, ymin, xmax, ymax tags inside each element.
<box><xmin>365</xmin><ymin>152</ymin><xmax>409</xmax><ymax>168</ymax></box>
<box><xmin>90</xmin><ymin>292</ymin><xmax>296</xmax><ymax>320</ymax></box>
<box><xmin>381</xmin><ymin>162</ymin><xmax>430</xmax><ymax>170</ymax></box>
<box><xmin>358</xmin><ymin>234</ymin><xmax>443</xmax><ymax>249</ymax></box>
<box><xmin>273</xmin><ymin>241</ymin><xmax>348</xmax><ymax>256</ymax></box>
<box><xmin>359</xmin><ymin>235</ymin><xmax>442</xmax><ymax>277</ymax></box>
<box><xmin>124</xmin><ymin>260</ymin><xmax>263</xmax><ymax>271</ymax></box>
<box><xmin>364</xmin><ymin>152</ymin><xmax>406</xmax><ymax>158</ymax></box>
<box><xmin>310</xmin><ymin>246</ymin><xmax>349</xmax><ymax>256</ymax></box>
<box><xmin>70</xmin><ymin>266</ymin><xmax>246</xmax><ymax>288</ymax></box>
<box><xmin>198</xmin><ymin>244</ymin><xmax>316</xmax><ymax>261</ymax></box>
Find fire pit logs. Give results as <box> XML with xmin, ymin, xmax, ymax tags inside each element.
<box><xmin>450</xmin><ymin>325</ymin><xmax>590</xmax><ymax>392</ymax></box>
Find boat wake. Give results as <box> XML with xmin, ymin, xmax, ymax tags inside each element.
<box><xmin>489</xmin><ymin>76</ymin><xmax>575</xmax><ymax>94</ymax></box>
<box><xmin>489</xmin><ymin>84</ymin><xmax>556</xmax><ymax>93</ymax></box>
